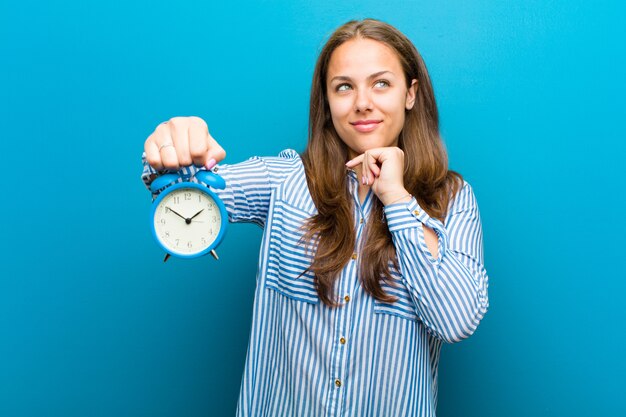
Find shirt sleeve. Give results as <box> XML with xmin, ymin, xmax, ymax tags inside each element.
<box><xmin>383</xmin><ymin>182</ymin><xmax>489</xmax><ymax>343</ymax></box>
<box><xmin>141</xmin><ymin>149</ymin><xmax>301</xmax><ymax>227</ymax></box>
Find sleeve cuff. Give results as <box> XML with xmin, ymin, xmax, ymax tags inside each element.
<box><xmin>384</xmin><ymin>197</ymin><xmax>448</xmax><ymax>263</ymax></box>
<box><xmin>384</xmin><ymin>197</ymin><xmax>434</xmax><ymax>232</ymax></box>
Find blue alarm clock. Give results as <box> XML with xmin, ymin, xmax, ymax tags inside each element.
<box><xmin>150</xmin><ymin>170</ymin><xmax>228</xmax><ymax>261</ymax></box>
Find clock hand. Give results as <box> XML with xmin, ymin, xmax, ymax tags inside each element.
<box><xmin>190</xmin><ymin>209</ymin><xmax>204</xmax><ymax>220</ymax></box>
<box><xmin>166</xmin><ymin>206</ymin><xmax>189</xmax><ymax>222</ymax></box>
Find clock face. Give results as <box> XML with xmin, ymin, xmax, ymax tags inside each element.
<box><xmin>153</xmin><ymin>186</ymin><xmax>222</xmax><ymax>256</ymax></box>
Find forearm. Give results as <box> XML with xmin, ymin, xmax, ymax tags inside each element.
<box><xmin>422</xmin><ymin>224</ymin><xmax>439</xmax><ymax>258</ymax></box>
<box><xmin>141</xmin><ymin>149</ymin><xmax>303</xmax><ymax>226</ymax></box>
<box><xmin>385</xmin><ymin>189</ymin><xmax>489</xmax><ymax>343</ymax></box>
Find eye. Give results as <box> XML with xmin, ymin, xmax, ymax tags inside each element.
<box><xmin>336</xmin><ymin>83</ymin><xmax>352</xmax><ymax>92</ymax></box>
<box><xmin>374</xmin><ymin>80</ymin><xmax>390</xmax><ymax>88</ymax></box>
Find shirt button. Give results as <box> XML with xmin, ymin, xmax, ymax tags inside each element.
<box><xmin>359</xmin><ymin>218</ymin><xmax>364</xmax><ymax>224</ymax></box>
<box><xmin>413</xmin><ymin>209</ymin><xmax>420</xmax><ymax>216</ymax></box>
<box><xmin>351</xmin><ymin>253</ymin><xmax>357</xmax><ymax>260</ymax></box>
<box><xmin>335</xmin><ymin>379</ymin><xmax>342</xmax><ymax>388</ymax></box>
<box><xmin>344</xmin><ymin>295</ymin><xmax>350</xmax><ymax>303</ymax></box>
<box><xmin>340</xmin><ymin>337</ymin><xmax>346</xmax><ymax>344</ymax></box>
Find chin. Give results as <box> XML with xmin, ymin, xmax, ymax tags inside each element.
<box><xmin>341</xmin><ymin>133</ymin><xmax>396</xmax><ymax>156</ymax></box>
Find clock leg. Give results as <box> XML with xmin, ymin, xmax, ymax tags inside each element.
<box><xmin>163</xmin><ymin>253</ymin><xmax>171</xmax><ymax>263</ymax></box>
<box><xmin>210</xmin><ymin>250</ymin><xmax>219</xmax><ymax>260</ymax></box>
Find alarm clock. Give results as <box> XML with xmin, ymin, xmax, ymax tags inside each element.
<box><xmin>150</xmin><ymin>170</ymin><xmax>228</xmax><ymax>261</ymax></box>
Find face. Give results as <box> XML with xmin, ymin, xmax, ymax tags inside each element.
<box><xmin>326</xmin><ymin>37</ymin><xmax>417</xmax><ymax>159</ymax></box>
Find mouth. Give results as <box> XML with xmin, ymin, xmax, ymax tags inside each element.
<box><xmin>350</xmin><ymin>119</ymin><xmax>382</xmax><ymax>133</ymax></box>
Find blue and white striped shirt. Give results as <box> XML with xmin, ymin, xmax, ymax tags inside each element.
<box><xmin>142</xmin><ymin>149</ymin><xmax>489</xmax><ymax>417</ymax></box>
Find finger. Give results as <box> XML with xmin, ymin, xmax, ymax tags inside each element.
<box><xmin>205</xmin><ymin>134</ymin><xmax>226</xmax><ymax>169</ymax></box>
<box><xmin>361</xmin><ymin>152</ymin><xmax>372</xmax><ymax>185</ymax></box>
<box><xmin>362</xmin><ymin>152</ymin><xmax>382</xmax><ymax>185</ymax></box>
<box><xmin>156</xmin><ymin>126</ymin><xmax>179</xmax><ymax>170</ymax></box>
<box><xmin>358</xmin><ymin>147</ymin><xmax>386</xmax><ymax>159</ymax></box>
<box><xmin>366</xmin><ymin>152</ymin><xmax>381</xmax><ymax>178</ymax></box>
<box><xmin>169</xmin><ymin>118</ymin><xmax>192</xmax><ymax>167</ymax></box>
<box><xmin>145</xmin><ymin>133</ymin><xmax>163</xmax><ymax>170</ymax></box>
<box><xmin>363</xmin><ymin>152</ymin><xmax>376</xmax><ymax>185</ymax></box>
<box><xmin>188</xmin><ymin>119</ymin><xmax>209</xmax><ymax>167</ymax></box>
<box><xmin>345</xmin><ymin>154</ymin><xmax>364</xmax><ymax>168</ymax></box>
<box><xmin>365</xmin><ymin>147</ymin><xmax>404</xmax><ymax>165</ymax></box>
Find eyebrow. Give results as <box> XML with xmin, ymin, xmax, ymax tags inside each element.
<box><xmin>329</xmin><ymin>70</ymin><xmax>393</xmax><ymax>83</ymax></box>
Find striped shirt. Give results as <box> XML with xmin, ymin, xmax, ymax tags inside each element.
<box><xmin>142</xmin><ymin>149</ymin><xmax>489</xmax><ymax>417</ymax></box>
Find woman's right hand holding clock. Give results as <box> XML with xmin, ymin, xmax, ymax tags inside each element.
<box><xmin>144</xmin><ymin>116</ymin><xmax>226</xmax><ymax>171</ymax></box>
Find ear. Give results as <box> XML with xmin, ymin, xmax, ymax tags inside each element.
<box><xmin>405</xmin><ymin>79</ymin><xmax>418</xmax><ymax>110</ymax></box>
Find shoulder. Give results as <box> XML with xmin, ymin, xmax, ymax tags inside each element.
<box><xmin>242</xmin><ymin>149</ymin><xmax>308</xmax><ymax>198</ymax></box>
<box><xmin>263</xmin><ymin>149</ymin><xmax>314</xmax><ymax>212</ymax></box>
<box><xmin>259</xmin><ymin>149</ymin><xmax>303</xmax><ymax>173</ymax></box>
<box><xmin>258</xmin><ymin>149</ymin><xmax>304</xmax><ymax>186</ymax></box>
<box><xmin>218</xmin><ymin>149</ymin><xmax>302</xmax><ymax>181</ymax></box>
<box><xmin>447</xmin><ymin>180</ymin><xmax>480</xmax><ymax>217</ymax></box>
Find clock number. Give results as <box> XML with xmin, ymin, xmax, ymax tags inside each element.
<box><xmin>201</xmin><ymin>237</ymin><xmax>207</xmax><ymax>245</ymax></box>
<box><xmin>175</xmin><ymin>239</ymin><xmax>180</xmax><ymax>247</ymax></box>
<box><xmin>173</xmin><ymin>196</ymin><xmax>180</xmax><ymax>204</ymax></box>
<box><xmin>187</xmin><ymin>241</ymin><xmax>193</xmax><ymax>248</ymax></box>
<box><xmin>164</xmin><ymin>231</ymin><xmax>170</xmax><ymax>238</ymax></box>
<box><xmin>198</xmin><ymin>194</ymin><xmax>202</xmax><ymax>203</ymax></box>
<box><xmin>184</xmin><ymin>192</ymin><xmax>192</xmax><ymax>201</ymax></box>
<box><xmin>160</xmin><ymin>218</ymin><xmax>166</xmax><ymax>224</ymax></box>
<box><xmin>164</xmin><ymin>207</ymin><xmax>171</xmax><ymax>214</ymax></box>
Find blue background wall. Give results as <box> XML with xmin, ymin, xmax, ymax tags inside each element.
<box><xmin>1</xmin><ymin>0</ymin><xmax>625</xmax><ymax>416</ymax></box>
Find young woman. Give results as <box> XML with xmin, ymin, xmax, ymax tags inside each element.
<box><xmin>143</xmin><ymin>18</ymin><xmax>489</xmax><ymax>417</ymax></box>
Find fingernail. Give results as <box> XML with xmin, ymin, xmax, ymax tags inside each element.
<box><xmin>206</xmin><ymin>158</ymin><xmax>217</xmax><ymax>170</ymax></box>
<box><xmin>362</xmin><ymin>176</ymin><xmax>366</xmax><ymax>185</ymax></box>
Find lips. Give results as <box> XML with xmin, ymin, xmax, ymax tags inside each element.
<box><xmin>350</xmin><ymin>119</ymin><xmax>382</xmax><ymax>133</ymax></box>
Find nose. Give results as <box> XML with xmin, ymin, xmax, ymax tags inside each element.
<box><xmin>354</xmin><ymin>87</ymin><xmax>373</xmax><ymax>113</ymax></box>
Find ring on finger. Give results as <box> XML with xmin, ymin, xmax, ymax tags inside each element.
<box><xmin>159</xmin><ymin>143</ymin><xmax>174</xmax><ymax>151</ymax></box>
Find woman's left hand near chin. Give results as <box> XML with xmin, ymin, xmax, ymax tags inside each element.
<box><xmin>345</xmin><ymin>147</ymin><xmax>411</xmax><ymax>205</ymax></box>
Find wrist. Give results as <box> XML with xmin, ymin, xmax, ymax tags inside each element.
<box><xmin>381</xmin><ymin>189</ymin><xmax>412</xmax><ymax>206</ymax></box>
